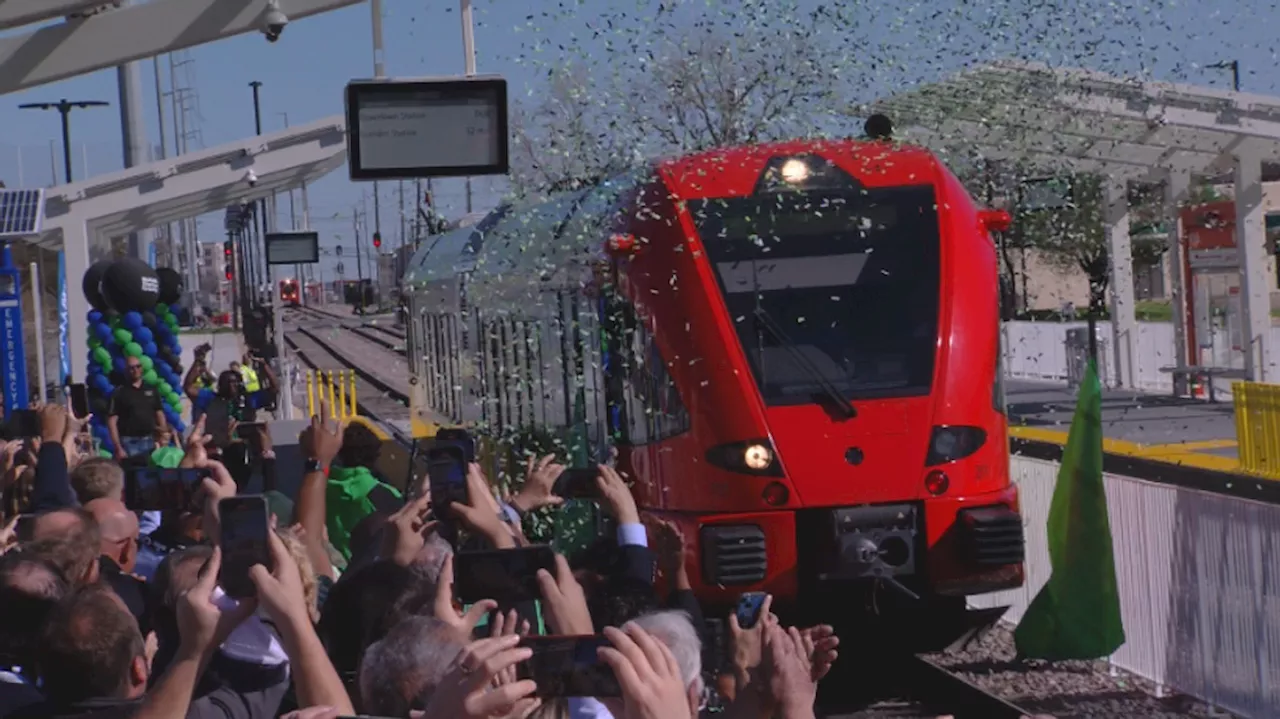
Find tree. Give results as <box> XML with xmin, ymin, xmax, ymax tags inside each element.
<box><xmin>507</xmin><ymin>3</ymin><xmax>848</xmax><ymax>194</ymax></box>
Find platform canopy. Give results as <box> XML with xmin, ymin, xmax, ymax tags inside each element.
<box><xmin>867</xmin><ymin>58</ymin><xmax>1280</xmax><ymax>185</ymax></box>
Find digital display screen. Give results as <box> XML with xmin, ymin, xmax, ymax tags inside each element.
<box><xmin>346</xmin><ymin>77</ymin><xmax>509</xmax><ymax>180</ymax></box>
<box><xmin>265</xmin><ymin>231</ymin><xmax>319</xmax><ymax>265</ymax></box>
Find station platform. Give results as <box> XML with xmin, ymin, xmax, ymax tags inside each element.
<box><xmin>1006</xmin><ymin>379</ymin><xmax>1240</xmax><ymax>472</ymax></box>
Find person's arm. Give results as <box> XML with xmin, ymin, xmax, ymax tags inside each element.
<box><xmin>30</xmin><ymin>405</ymin><xmax>76</xmax><ymax>511</ymax></box>
<box><xmin>296</xmin><ymin>407</ymin><xmax>341</xmax><ymax>579</ymax></box>
<box><xmin>185</xmin><ymin>373</ymin><xmax>206</xmax><ymax>401</ymax></box>
<box><xmin>106</xmin><ymin>392</ymin><xmax>125</xmax><ymax>459</ymax></box>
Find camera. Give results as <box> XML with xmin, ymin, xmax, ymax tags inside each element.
<box><xmin>261</xmin><ymin>0</ymin><xmax>288</xmax><ymax>43</ymax></box>
<box><xmin>245</xmin><ymin>169</ymin><xmax>258</xmax><ymax>187</ymax></box>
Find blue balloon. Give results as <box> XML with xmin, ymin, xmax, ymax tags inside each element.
<box><xmin>93</xmin><ymin>374</ymin><xmax>112</xmax><ymax>392</ymax></box>
<box><xmin>93</xmin><ymin>323</ymin><xmax>113</xmax><ymax>342</ymax></box>
<box><xmin>134</xmin><ymin>326</ymin><xmax>154</xmax><ymax>344</ymax></box>
<box><xmin>112</xmin><ymin>356</ymin><xmax>126</xmax><ymax>373</ymax></box>
<box><xmin>123</xmin><ymin>312</ymin><xmax>143</xmax><ymax>330</ymax></box>
<box><xmin>88</xmin><ymin>310</ymin><xmax>103</xmax><ymax>323</ymax></box>
<box><xmin>143</xmin><ymin>342</ymin><xmax>158</xmax><ymax>357</ymax></box>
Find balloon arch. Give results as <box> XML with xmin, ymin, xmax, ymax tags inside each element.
<box><xmin>82</xmin><ymin>259</ymin><xmax>188</xmax><ymax>454</ymax></box>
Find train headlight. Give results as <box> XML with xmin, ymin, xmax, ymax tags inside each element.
<box><xmin>706</xmin><ymin>438</ymin><xmax>783</xmax><ymax>477</ymax></box>
<box><xmin>924</xmin><ymin>426</ymin><xmax>988</xmax><ymax>466</ymax></box>
<box><xmin>744</xmin><ymin>443</ymin><xmax>773</xmax><ymax>470</ymax></box>
<box><xmin>780</xmin><ymin>159</ymin><xmax>811</xmax><ymax>184</ymax></box>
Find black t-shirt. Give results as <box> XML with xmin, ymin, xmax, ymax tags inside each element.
<box><xmin>108</xmin><ymin>384</ymin><xmax>162</xmax><ymax>438</ymax></box>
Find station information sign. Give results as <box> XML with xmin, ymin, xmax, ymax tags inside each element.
<box><xmin>345</xmin><ymin>76</ymin><xmax>509</xmax><ymax>181</ymax></box>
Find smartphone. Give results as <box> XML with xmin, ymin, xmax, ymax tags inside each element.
<box><xmin>434</xmin><ymin>428</ymin><xmax>475</xmax><ymax>463</ymax></box>
<box><xmin>516</xmin><ymin>635</ymin><xmax>621</xmax><ymax>698</ymax></box>
<box><xmin>126</xmin><ymin>467</ymin><xmax>211</xmax><ymax>512</ymax></box>
<box><xmin>735</xmin><ymin>592</ymin><xmax>768</xmax><ymax>630</ymax></box>
<box><xmin>452</xmin><ymin>545</ymin><xmax>557</xmax><ymax>604</ymax></box>
<box><xmin>427</xmin><ymin>445</ymin><xmax>469</xmax><ymax>513</ymax></box>
<box><xmin>218</xmin><ymin>496</ymin><xmax>273</xmax><ymax>599</ymax></box>
<box><xmin>7</xmin><ymin>410</ymin><xmax>40</xmax><ymax>439</ymax></box>
<box><xmin>68</xmin><ymin>384</ymin><xmax>90</xmax><ymax>419</ymax></box>
<box><xmin>552</xmin><ymin>468</ymin><xmax>599</xmax><ymax>500</ymax></box>
<box><xmin>204</xmin><ymin>401</ymin><xmax>233</xmax><ymax>447</ymax></box>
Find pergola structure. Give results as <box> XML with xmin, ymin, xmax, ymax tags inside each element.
<box><xmin>869</xmin><ymin>59</ymin><xmax>1280</xmax><ymax>386</ymax></box>
<box><xmin>0</xmin><ymin>0</ymin><xmax>365</xmax><ymax>95</ymax></box>
<box><xmin>33</xmin><ymin>116</ymin><xmax>347</xmax><ymax>377</ymax></box>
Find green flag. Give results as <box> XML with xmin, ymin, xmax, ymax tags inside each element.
<box><xmin>1013</xmin><ymin>360</ymin><xmax>1125</xmax><ymax>660</ymax></box>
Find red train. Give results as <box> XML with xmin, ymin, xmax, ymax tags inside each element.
<box><xmin>279</xmin><ymin>278</ymin><xmax>300</xmax><ymax>306</ymax></box>
<box><xmin>405</xmin><ymin>127</ymin><xmax>1025</xmax><ymax>645</ymax></box>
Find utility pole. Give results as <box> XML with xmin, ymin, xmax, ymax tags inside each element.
<box><xmin>461</xmin><ymin>0</ymin><xmax>476</xmax><ymax>213</ymax></box>
<box><xmin>353</xmin><ymin>205</ymin><xmax>366</xmax><ymax>315</ymax></box>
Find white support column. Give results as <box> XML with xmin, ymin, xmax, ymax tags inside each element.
<box><xmin>1105</xmin><ymin>176</ymin><xmax>1137</xmax><ymax>388</ymax></box>
<box><xmin>1165</xmin><ymin>168</ymin><xmax>1191</xmax><ymax>395</ymax></box>
<box><xmin>1234</xmin><ymin>147</ymin><xmax>1273</xmax><ymax>381</ymax></box>
<box><xmin>63</xmin><ymin>220</ymin><xmax>92</xmax><ymax>381</ymax></box>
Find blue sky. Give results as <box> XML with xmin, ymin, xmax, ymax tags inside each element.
<box><xmin>1</xmin><ymin>0</ymin><xmax>1278</xmax><ymax>282</ymax></box>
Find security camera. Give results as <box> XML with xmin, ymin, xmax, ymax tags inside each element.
<box><xmin>245</xmin><ymin>169</ymin><xmax>258</xmax><ymax>186</ymax></box>
<box><xmin>261</xmin><ymin>0</ymin><xmax>288</xmax><ymax>42</ymax></box>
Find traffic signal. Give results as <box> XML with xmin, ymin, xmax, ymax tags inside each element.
<box><xmin>372</xmin><ymin>232</ymin><xmax>382</xmax><ymax>249</ymax></box>
<box><xmin>224</xmin><ymin>264</ymin><xmax>233</xmax><ymax>281</ymax></box>
<box><xmin>223</xmin><ymin>240</ymin><xmax>233</xmax><ymax>259</ymax></box>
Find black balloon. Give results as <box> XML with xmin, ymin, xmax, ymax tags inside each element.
<box><xmin>82</xmin><ymin>261</ymin><xmax>114</xmax><ymax>311</ymax></box>
<box><xmin>156</xmin><ymin>267</ymin><xmax>183</xmax><ymax>305</ymax></box>
<box><xmin>102</xmin><ymin>258</ymin><xmax>160</xmax><ymax>313</ymax></box>
<box><xmin>142</xmin><ymin>311</ymin><xmax>158</xmax><ymax>328</ymax></box>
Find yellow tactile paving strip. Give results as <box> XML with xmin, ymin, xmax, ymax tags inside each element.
<box><xmin>1009</xmin><ymin>426</ymin><xmax>1242</xmax><ymax>473</ymax></box>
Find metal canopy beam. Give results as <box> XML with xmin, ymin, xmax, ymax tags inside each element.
<box><xmin>0</xmin><ymin>0</ymin><xmax>113</xmax><ymax>31</ymax></box>
<box><xmin>37</xmin><ymin>114</ymin><xmax>347</xmax><ymax>249</ymax></box>
<box><xmin>45</xmin><ymin>115</ymin><xmax>347</xmax><ymax>379</ymax></box>
<box><xmin>0</xmin><ymin>0</ymin><xmax>364</xmax><ymax>95</ymax></box>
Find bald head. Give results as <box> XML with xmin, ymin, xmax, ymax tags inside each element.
<box><xmin>85</xmin><ymin>499</ymin><xmax>139</xmax><ymax>573</ymax></box>
<box><xmin>32</xmin><ymin>509</ymin><xmax>84</xmax><ymax>541</ymax></box>
<box><xmin>85</xmin><ymin>499</ymin><xmax>139</xmax><ymax>544</ymax></box>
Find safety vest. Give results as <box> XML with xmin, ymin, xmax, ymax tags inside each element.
<box><xmin>240</xmin><ymin>365</ymin><xmax>261</xmax><ymax>393</ymax></box>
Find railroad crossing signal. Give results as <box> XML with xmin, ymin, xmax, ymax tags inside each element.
<box><xmin>335</xmin><ymin>245</ymin><xmax>343</xmax><ymax>257</ymax></box>
<box><xmin>335</xmin><ymin>262</ymin><xmax>345</xmax><ymax>276</ymax></box>
<box><xmin>372</xmin><ymin>232</ymin><xmax>382</xmax><ymax>249</ymax></box>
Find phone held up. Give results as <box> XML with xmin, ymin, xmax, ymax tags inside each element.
<box><xmin>218</xmin><ymin>495</ymin><xmax>273</xmax><ymax>599</ymax></box>
<box><xmin>735</xmin><ymin>591</ymin><xmax>769</xmax><ymax>630</ymax></box>
<box><xmin>68</xmin><ymin>383</ymin><xmax>90</xmax><ymax>419</ymax></box>
<box><xmin>552</xmin><ymin>467</ymin><xmax>600</xmax><ymax>500</ymax></box>
<box><xmin>125</xmin><ymin>467</ymin><xmax>212</xmax><ymax>512</ymax></box>
<box><xmin>516</xmin><ymin>635</ymin><xmax>622</xmax><ymax>698</ymax></box>
<box><xmin>452</xmin><ymin>545</ymin><xmax>556</xmax><ymax>605</ymax></box>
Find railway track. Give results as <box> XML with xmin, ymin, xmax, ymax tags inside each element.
<box><xmin>283</xmin><ymin>324</ymin><xmax>410</xmax><ymax>424</ymax></box>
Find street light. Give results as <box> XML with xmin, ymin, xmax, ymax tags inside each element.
<box><xmin>18</xmin><ymin>99</ymin><xmax>110</xmax><ymax>184</ymax></box>
<box><xmin>1207</xmin><ymin>60</ymin><xmax>1241</xmax><ymax>92</ymax></box>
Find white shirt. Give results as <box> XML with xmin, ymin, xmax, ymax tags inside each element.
<box><xmin>568</xmin><ymin>697</ymin><xmax>615</xmax><ymax>719</ymax></box>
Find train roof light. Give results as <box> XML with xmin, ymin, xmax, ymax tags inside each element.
<box><xmin>753</xmin><ymin>154</ymin><xmax>861</xmax><ymax>195</ymax></box>
<box><xmin>978</xmin><ymin>209</ymin><xmax>1012</xmax><ymax>233</ymax></box>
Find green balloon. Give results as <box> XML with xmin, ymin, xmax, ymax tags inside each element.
<box><xmin>143</xmin><ymin>369</ymin><xmax>159</xmax><ymax>385</ymax></box>
<box><xmin>139</xmin><ymin>355</ymin><xmax>154</xmax><ymax>371</ymax></box>
<box><xmin>159</xmin><ymin>380</ymin><xmax>172</xmax><ymax>395</ymax></box>
<box><xmin>156</xmin><ymin>302</ymin><xmax>168</xmax><ymax>314</ymax></box>
<box><xmin>99</xmin><ymin>359</ymin><xmax>113</xmax><ymax>374</ymax></box>
<box><xmin>124</xmin><ymin>342</ymin><xmax>143</xmax><ymax>357</ymax></box>
<box><xmin>87</xmin><ymin>337</ymin><xmax>102</xmax><ymax>350</ymax></box>
<box><xmin>114</xmin><ymin>328</ymin><xmax>133</xmax><ymax>345</ymax></box>
<box><xmin>166</xmin><ymin>316</ymin><xmax>179</xmax><ymax>328</ymax></box>
<box><xmin>167</xmin><ymin>392</ymin><xmax>182</xmax><ymax>407</ymax></box>
<box><xmin>92</xmin><ymin>346</ymin><xmax>111</xmax><ymax>364</ymax></box>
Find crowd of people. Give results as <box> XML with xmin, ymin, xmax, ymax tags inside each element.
<box><xmin>0</xmin><ymin>351</ymin><xmax>845</xmax><ymax>719</ymax></box>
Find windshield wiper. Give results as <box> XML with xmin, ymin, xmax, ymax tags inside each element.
<box><xmin>752</xmin><ymin>307</ymin><xmax>857</xmax><ymax>419</ymax></box>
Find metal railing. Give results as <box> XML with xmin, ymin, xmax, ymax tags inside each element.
<box><xmin>304</xmin><ymin>369</ymin><xmax>359</xmax><ymax>420</ymax></box>
<box><xmin>1233</xmin><ymin>381</ymin><xmax>1280</xmax><ymax>479</ymax></box>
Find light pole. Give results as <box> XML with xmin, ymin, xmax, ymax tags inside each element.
<box><xmin>1208</xmin><ymin>60</ymin><xmax>1240</xmax><ymax>91</ymax></box>
<box><xmin>248</xmin><ymin>81</ymin><xmax>267</xmax><ymax>308</ymax></box>
<box><xmin>18</xmin><ymin>99</ymin><xmax>110</xmax><ymax>183</ymax></box>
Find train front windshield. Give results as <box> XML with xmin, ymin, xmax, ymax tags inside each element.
<box><xmin>690</xmin><ymin>185</ymin><xmax>941</xmax><ymax>405</ymax></box>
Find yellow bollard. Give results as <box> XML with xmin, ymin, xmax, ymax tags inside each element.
<box><xmin>338</xmin><ymin>371</ymin><xmax>348</xmax><ymax>420</ymax></box>
<box><xmin>349</xmin><ymin>370</ymin><xmax>358</xmax><ymax>417</ymax></box>
<box><xmin>306</xmin><ymin>371</ymin><xmax>315</xmax><ymax>418</ymax></box>
<box><xmin>327</xmin><ymin>371</ymin><xmax>337</xmax><ymax>417</ymax></box>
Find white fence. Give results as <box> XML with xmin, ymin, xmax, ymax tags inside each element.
<box><xmin>1001</xmin><ymin>320</ymin><xmax>1257</xmax><ymax>394</ymax></box>
<box><xmin>972</xmin><ymin>457</ymin><xmax>1280</xmax><ymax>718</ymax></box>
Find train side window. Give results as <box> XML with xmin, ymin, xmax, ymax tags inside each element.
<box><xmin>994</xmin><ymin>323</ymin><xmax>1006</xmax><ymax>415</ymax></box>
<box><xmin>441</xmin><ymin>314</ymin><xmax>456</xmax><ymax>421</ymax></box>
<box><xmin>475</xmin><ymin>312</ymin><xmax>490</xmax><ymax>428</ymax></box>
<box><xmin>512</xmin><ymin>319</ymin><xmax>527</xmax><ymax>429</ymax></box>
<box><xmin>488</xmin><ymin>319</ymin><xmax>505</xmax><ymax>432</ymax></box>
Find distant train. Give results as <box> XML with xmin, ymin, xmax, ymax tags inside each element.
<box><xmin>279</xmin><ymin>278</ymin><xmax>300</xmax><ymax>306</ymax></box>
<box><xmin>402</xmin><ymin>133</ymin><xmax>1025</xmax><ymax>648</ymax></box>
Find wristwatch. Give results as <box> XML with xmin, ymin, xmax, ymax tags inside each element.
<box><xmin>303</xmin><ymin>458</ymin><xmax>326</xmax><ymax>474</ymax></box>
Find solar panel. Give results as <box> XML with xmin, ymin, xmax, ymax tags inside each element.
<box><xmin>0</xmin><ymin>189</ymin><xmax>45</xmax><ymax>238</ymax></box>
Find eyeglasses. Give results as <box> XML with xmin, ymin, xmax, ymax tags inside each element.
<box><xmin>127</xmin><ymin>364</ymin><xmax>142</xmax><ymax>370</ymax></box>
